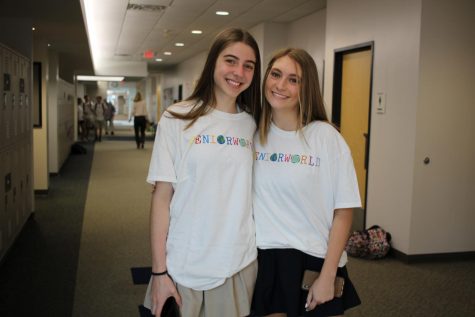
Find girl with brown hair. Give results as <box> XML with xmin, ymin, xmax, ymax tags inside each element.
<box><xmin>144</xmin><ymin>28</ymin><xmax>261</xmax><ymax>317</ymax></box>
<box><xmin>252</xmin><ymin>48</ymin><xmax>361</xmax><ymax>317</ymax></box>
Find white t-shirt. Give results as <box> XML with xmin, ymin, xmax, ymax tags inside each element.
<box><xmin>253</xmin><ymin>121</ymin><xmax>361</xmax><ymax>267</ymax></box>
<box><xmin>147</xmin><ymin>101</ymin><xmax>257</xmax><ymax>290</ymax></box>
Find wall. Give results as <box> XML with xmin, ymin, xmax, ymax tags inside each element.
<box><xmin>324</xmin><ymin>0</ymin><xmax>423</xmax><ymax>253</ymax></box>
<box><xmin>288</xmin><ymin>10</ymin><xmax>326</xmax><ymax>90</ymax></box>
<box><xmin>32</xmin><ymin>43</ymin><xmax>49</xmax><ymax>191</ymax></box>
<box><xmin>158</xmin><ymin>50</ymin><xmax>207</xmax><ymax>109</ymax></box>
<box><xmin>410</xmin><ymin>0</ymin><xmax>475</xmax><ymax>254</ymax></box>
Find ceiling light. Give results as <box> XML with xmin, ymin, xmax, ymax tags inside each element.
<box><xmin>155</xmin><ymin>58</ymin><xmax>163</xmax><ymax>62</ymax></box>
<box><xmin>32</xmin><ymin>27</ymin><xmax>36</xmax><ymax>31</ymax></box>
<box><xmin>191</xmin><ymin>30</ymin><xmax>202</xmax><ymax>34</ymax></box>
<box><xmin>216</xmin><ymin>11</ymin><xmax>229</xmax><ymax>16</ymax></box>
<box><xmin>76</xmin><ymin>75</ymin><xmax>124</xmax><ymax>82</ymax></box>
<box><xmin>164</xmin><ymin>52</ymin><xmax>172</xmax><ymax>55</ymax></box>
<box><xmin>47</xmin><ymin>44</ymin><xmax>51</xmax><ymax>47</ymax></box>
<box><xmin>175</xmin><ymin>43</ymin><xmax>184</xmax><ymax>47</ymax></box>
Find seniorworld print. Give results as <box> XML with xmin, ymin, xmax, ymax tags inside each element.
<box><xmin>191</xmin><ymin>134</ymin><xmax>253</xmax><ymax>149</ymax></box>
<box><xmin>255</xmin><ymin>151</ymin><xmax>321</xmax><ymax>167</ymax></box>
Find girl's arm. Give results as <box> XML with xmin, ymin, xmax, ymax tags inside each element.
<box><xmin>149</xmin><ymin>181</ymin><xmax>182</xmax><ymax>316</ymax></box>
<box><xmin>306</xmin><ymin>208</ymin><xmax>353</xmax><ymax>311</ymax></box>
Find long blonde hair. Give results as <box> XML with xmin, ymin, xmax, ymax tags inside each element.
<box><xmin>167</xmin><ymin>28</ymin><xmax>261</xmax><ymax>128</ymax></box>
<box><xmin>134</xmin><ymin>92</ymin><xmax>142</xmax><ymax>102</ymax></box>
<box><xmin>259</xmin><ymin>48</ymin><xmax>328</xmax><ymax>144</ymax></box>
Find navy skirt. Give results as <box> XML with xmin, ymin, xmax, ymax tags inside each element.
<box><xmin>251</xmin><ymin>248</ymin><xmax>361</xmax><ymax>317</ymax></box>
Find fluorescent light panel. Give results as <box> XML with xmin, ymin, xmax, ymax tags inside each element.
<box><xmin>77</xmin><ymin>75</ymin><xmax>124</xmax><ymax>82</ymax></box>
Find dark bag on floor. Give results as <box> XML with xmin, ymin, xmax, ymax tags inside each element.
<box><xmin>346</xmin><ymin>225</ymin><xmax>392</xmax><ymax>259</ymax></box>
<box><xmin>71</xmin><ymin>142</ymin><xmax>87</xmax><ymax>155</ymax></box>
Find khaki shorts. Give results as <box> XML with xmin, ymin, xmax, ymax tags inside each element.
<box><xmin>144</xmin><ymin>260</ymin><xmax>257</xmax><ymax>317</ymax></box>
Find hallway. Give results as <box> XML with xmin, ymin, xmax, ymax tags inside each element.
<box><xmin>0</xmin><ymin>136</ymin><xmax>153</xmax><ymax>316</ymax></box>
<box><xmin>0</xmin><ymin>136</ymin><xmax>474</xmax><ymax>316</ymax></box>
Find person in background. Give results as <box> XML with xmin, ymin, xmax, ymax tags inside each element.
<box><xmin>104</xmin><ymin>99</ymin><xmax>116</xmax><ymax>136</ymax></box>
<box><xmin>143</xmin><ymin>27</ymin><xmax>261</xmax><ymax>317</ymax></box>
<box><xmin>77</xmin><ymin>97</ymin><xmax>87</xmax><ymax>141</ymax></box>
<box><xmin>94</xmin><ymin>96</ymin><xmax>106</xmax><ymax>142</ymax></box>
<box><xmin>83</xmin><ymin>95</ymin><xmax>96</xmax><ymax>141</ymax></box>
<box><xmin>251</xmin><ymin>48</ymin><xmax>361</xmax><ymax>317</ymax></box>
<box><xmin>130</xmin><ymin>92</ymin><xmax>149</xmax><ymax>149</ymax></box>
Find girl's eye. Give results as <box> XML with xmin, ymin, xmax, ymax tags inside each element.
<box><xmin>244</xmin><ymin>64</ymin><xmax>255</xmax><ymax>71</ymax></box>
<box><xmin>225</xmin><ymin>59</ymin><xmax>237</xmax><ymax>65</ymax></box>
<box><xmin>289</xmin><ymin>77</ymin><xmax>299</xmax><ymax>84</ymax></box>
<box><xmin>270</xmin><ymin>71</ymin><xmax>280</xmax><ymax>79</ymax></box>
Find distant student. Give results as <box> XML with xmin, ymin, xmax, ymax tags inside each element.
<box><xmin>77</xmin><ymin>97</ymin><xmax>87</xmax><ymax>141</ymax></box>
<box><xmin>104</xmin><ymin>100</ymin><xmax>116</xmax><ymax>135</ymax></box>
<box><xmin>251</xmin><ymin>48</ymin><xmax>361</xmax><ymax>317</ymax></box>
<box><xmin>94</xmin><ymin>96</ymin><xmax>106</xmax><ymax>142</ymax></box>
<box><xmin>131</xmin><ymin>92</ymin><xmax>148</xmax><ymax>149</ymax></box>
<box><xmin>83</xmin><ymin>95</ymin><xmax>95</xmax><ymax>141</ymax></box>
<box><xmin>144</xmin><ymin>28</ymin><xmax>261</xmax><ymax>317</ymax></box>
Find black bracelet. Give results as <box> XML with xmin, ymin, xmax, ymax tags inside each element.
<box><xmin>151</xmin><ymin>270</ymin><xmax>168</xmax><ymax>276</ymax></box>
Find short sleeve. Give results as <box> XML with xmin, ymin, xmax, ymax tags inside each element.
<box><xmin>146</xmin><ymin>116</ymin><xmax>178</xmax><ymax>184</ymax></box>
<box><xmin>330</xmin><ymin>133</ymin><xmax>362</xmax><ymax>209</ymax></box>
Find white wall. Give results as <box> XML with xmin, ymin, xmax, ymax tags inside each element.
<box><xmin>410</xmin><ymin>0</ymin><xmax>475</xmax><ymax>254</ymax></box>
<box><xmin>33</xmin><ymin>40</ymin><xmax>49</xmax><ymax>191</ymax></box>
<box><xmin>325</xmin><ymin>0</ymin><xmax>423</xmax><ymax>253</ymax></box>
<box><xmin>288</xmin><ymin>10</ymin><xmax>326</xmax><ymax>90</ymax></box>
<box><xmin>159</xmin><ymin>50</ymin><xmax>208</xmax><ymax>108</ymax></box>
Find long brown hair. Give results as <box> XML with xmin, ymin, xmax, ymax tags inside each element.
<box><xmin>134</xmin><ymin>92</ymin><xmax>142</xmax><ymax>102</ymax></box>
<box><xmin>167</xmin><ymin>28</ymin><xmax>261</xmax><ymax>128</ymax></box>
<box><xmin>259</xmin><ymin>48</ymin><xmax>328</xmax><ymax>144</ymax></box>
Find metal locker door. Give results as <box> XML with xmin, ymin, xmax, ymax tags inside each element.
<box><xmin>18</xmin><ymin>144</ymin><xmax>25</xmax><ymax>221</ymax></box>
<box><xmin>0</xmin><ymin>46</ymin><xmax>4</xmax><ymax>146</ymax></box>
<box><xmin>12</xmin><ymin>145</ymin><xmax>19</xmax><ymax>231</ymax></box>
<box><xmin>18</xmin><ymin>58</ymin><xmax>25</xmax><ymax>137</ymax></box>
<box><xmin>0</xmin><ymin>150</ymin><xmax>5</xmax><ymax>259</ymax></box>
<box><xmin>2</xmin><ymin>49</ymin><xmax>12</xmax><ymax>144</ymax></box>
<box><xmin>12</xmin><ymin>53</ymin><xmax>19</xmax><ymax>141</ymax></box>
<box><xmin>26</xmin><ymin>140</ymin><xmax>33</xmax><ymax>215</ymax></box>
<box><xmin>3</xmin><ymin>147</ymin><xmax>12</xmax><ymax>242</ymax></box>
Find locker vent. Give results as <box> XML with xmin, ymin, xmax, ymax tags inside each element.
<box><xmin>127</xmin><ymin>4</ymin><xmax>167</xmax><ymax>12</ymax></box>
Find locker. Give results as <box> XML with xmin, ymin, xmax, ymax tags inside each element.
<box><xmin>0</xmin><ymin>151</ymin><xmax>5</xmax><ymax>236</ymax></box>
<box><xmin>18</xmin><ymin>59</ymin><xmax>25</xmax><ymax>136</ymax></box>
<box><xmin>26</xmin><ymin>139</ymin><xmax>33</xmax><ymax>214</ymax></box>
<box><xmin>3</xmin><ymin>48</ymin><xmax>12</xmax><ymax>143</ymax></box>
<box><xmin>11</xmin><ymin>53</ymin><xmax>19</xmax><ymax>140</ymax></box>
<box><xmin>0</xmin><ymin>47</ymin><xmax>3</xmax><ymax>146</ymax></box>
<box><xmin>3</xmin><ymin>148</ymin><xmax>12</xmax><ymax>241</ymax></box>
<box><xmin>0</xmin><ymin>45</ymin><xmax>33</xmax><ymax>263</ymax></box>
<box><xmin>12</xmin><ymin>146</ymin><xmax>19</xmax><ymax>228</ymax></box>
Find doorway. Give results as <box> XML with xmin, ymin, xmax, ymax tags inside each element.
<box><xmin>332</xmin><ymin>43</ymin><xmax>374</xmax><ymax>231</ymax></box>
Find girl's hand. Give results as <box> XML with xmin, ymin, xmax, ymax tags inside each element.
<box><xmin>150</xmin><ymin>274</ymin><xmax>182</xmax><ymax>316</ymax></box>
<box><xmin>305</xmin><ymin>274</ymin><xmax>335</xmax><ymax>311</ymax></box>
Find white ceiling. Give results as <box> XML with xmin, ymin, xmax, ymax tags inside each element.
<box><xmin>0</xmin><ymin>0</ymin><xmax>326</xmax><ymax>79</ymax></box>
<box><xmin>81</xmin><ymin>0</ymin><xmax>327</xmax><ymax>76</ymax></box>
